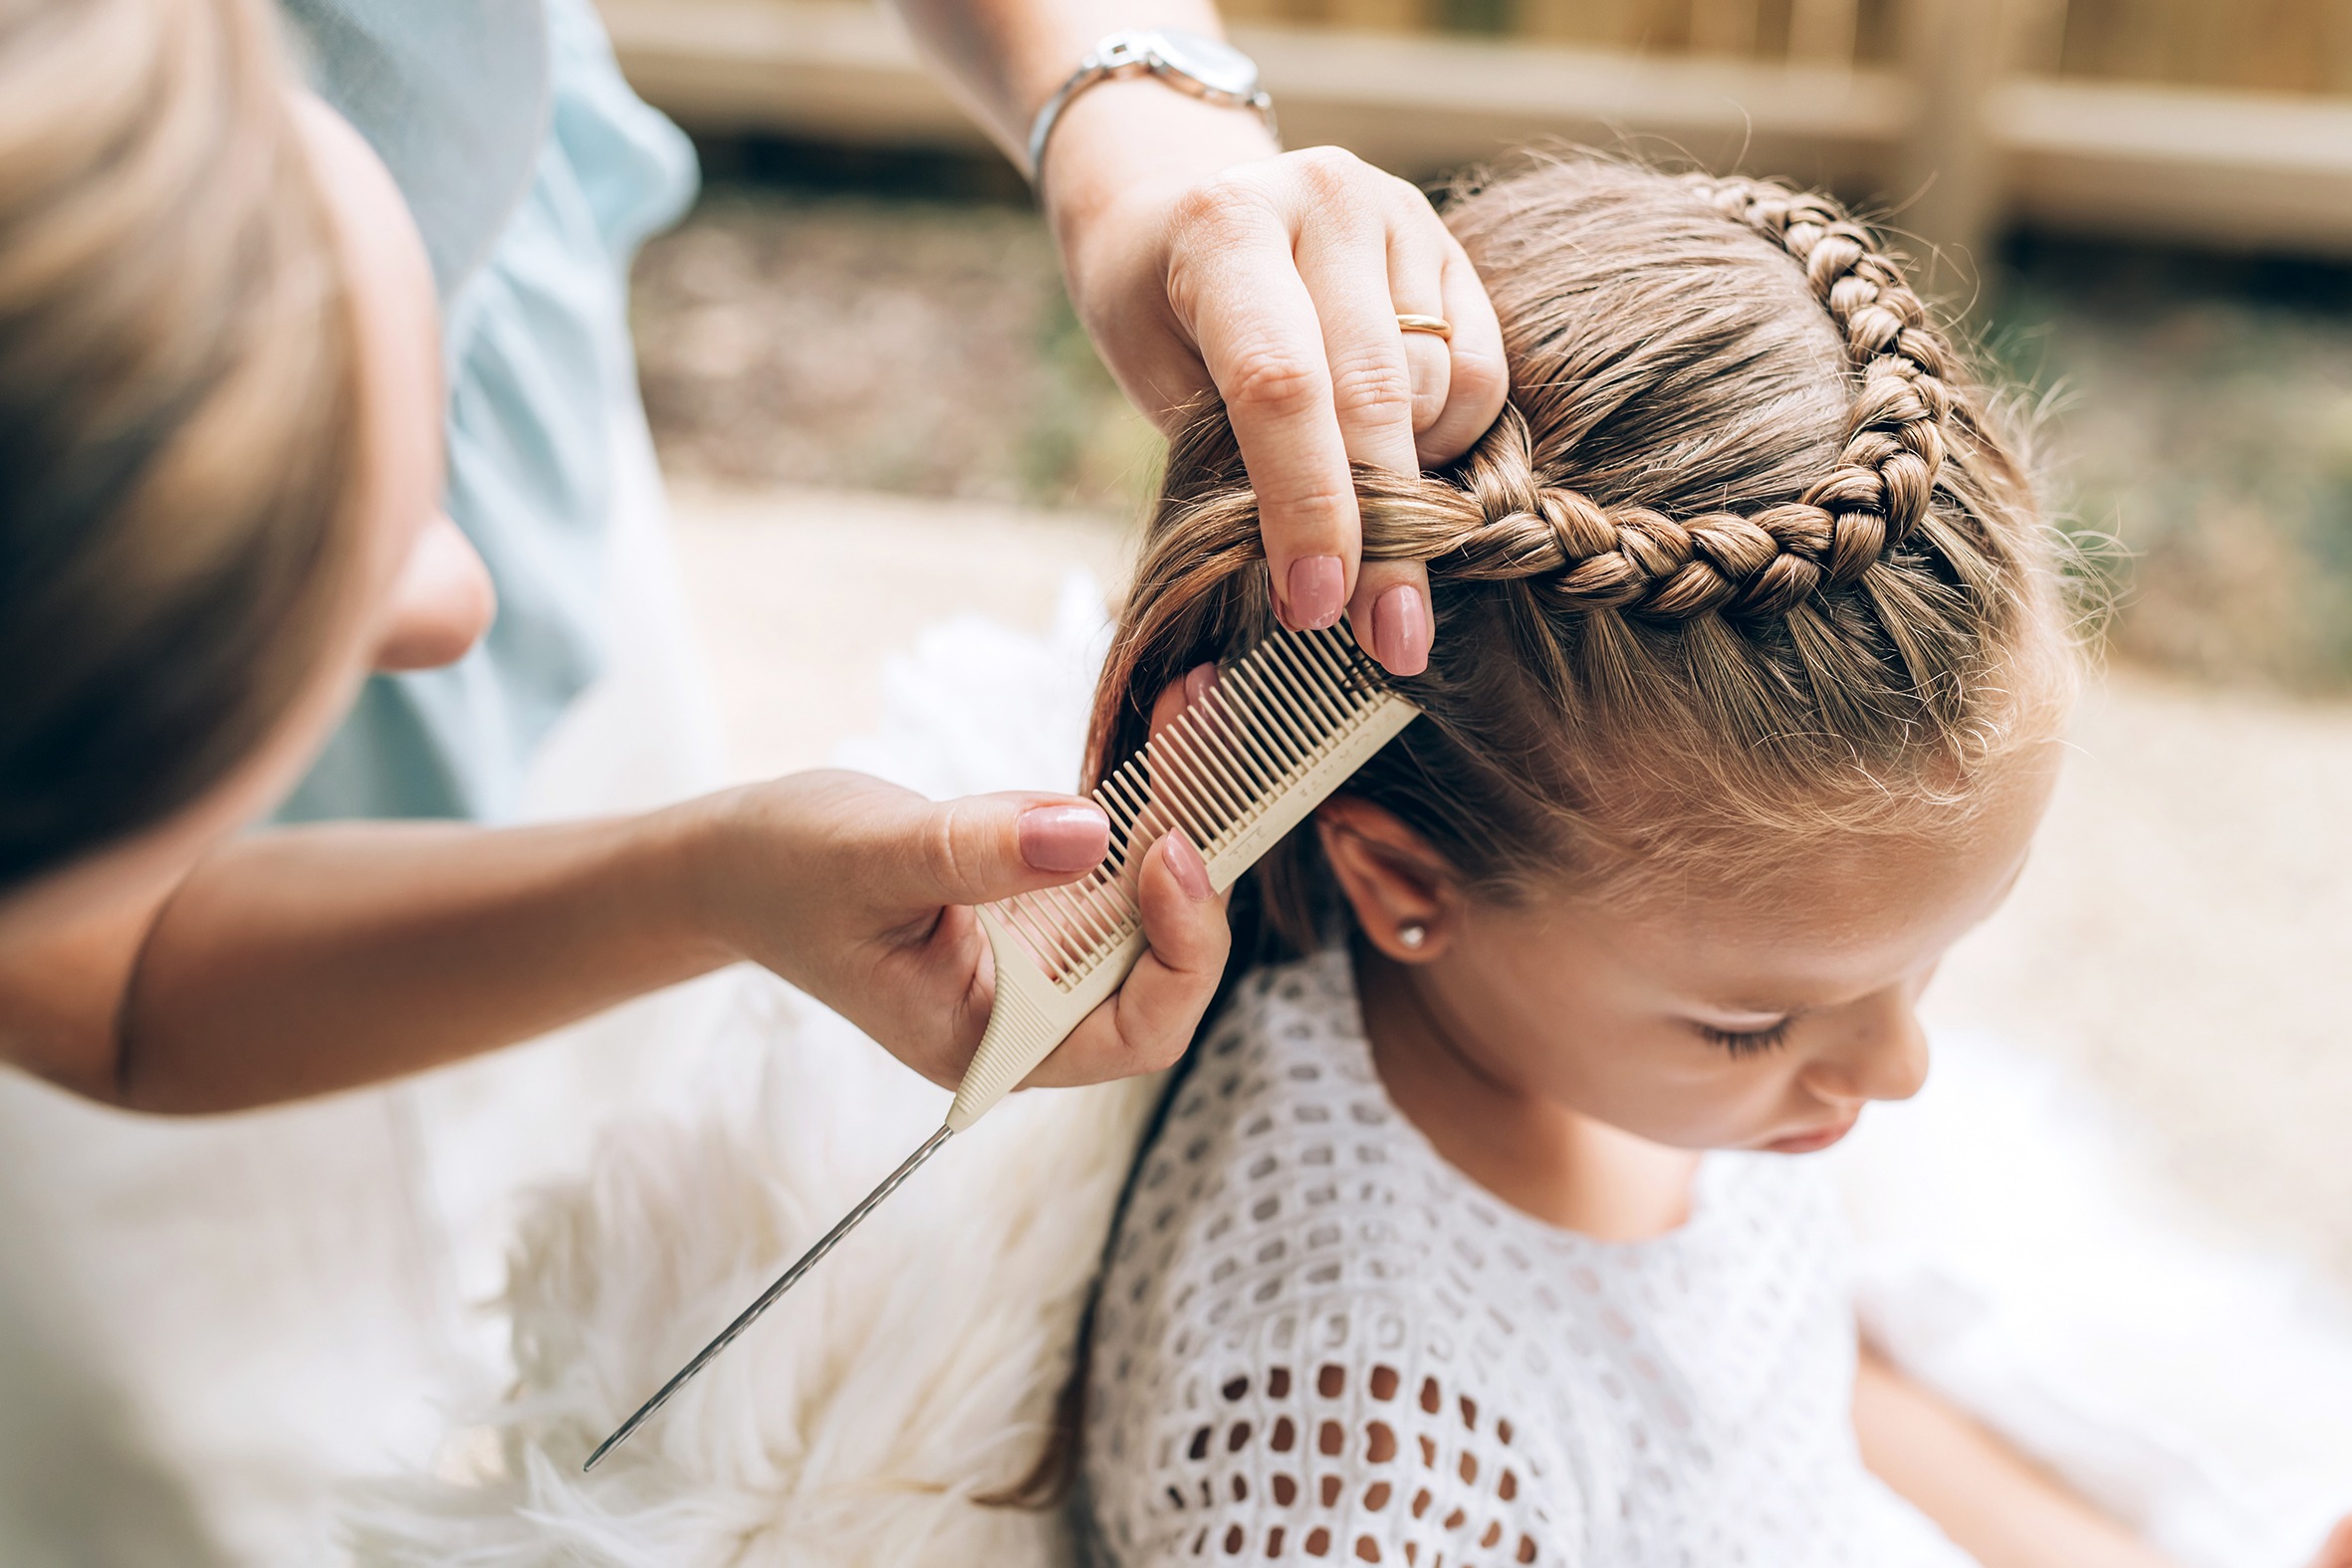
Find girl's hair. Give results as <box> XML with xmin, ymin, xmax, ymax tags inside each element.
<box><xmin>1089</xmin><ymin>155</ymin><xmax>2071</xmax><ymax>951</ymax></box>
<box><xmin>998</xmin><ymin>154</ymin><xmax>2075</xmax><ymax>1513</ymax></box>
<box><xmin>0</xmin><ymin>0</ymin><xmax>364</xmax><ymax>887</ymax></box>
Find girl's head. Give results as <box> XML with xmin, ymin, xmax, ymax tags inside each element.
<box><xmin>0</xmin><ymin>0</ymin><xmax>489</xmax><ymax>907</ymax></box>
<box><xmin>1093</xmin><ymin>156</ymin><xmax>2075</xmax><ymax>1154</ymax></box>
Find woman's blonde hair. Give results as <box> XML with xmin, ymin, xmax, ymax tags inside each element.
<box><xmin>0</xmin><ymin>0</ymin><xmax>363</xmax><ymax>885</ymax></box>
<box><xmin>1091</xmin><ymin>155</ymin><xmax>2073</xmax><ymax>942</ymax></box>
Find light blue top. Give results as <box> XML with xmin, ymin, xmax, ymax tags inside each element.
<box><xmin>275</xmin><ymin>0</ymin><xmax>699</xmax><ymax>822</ymax></box>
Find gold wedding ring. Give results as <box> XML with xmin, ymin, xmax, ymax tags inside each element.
<box><xmin>1395</xmin><ymin>313</ymin><xmax>1453</xmax><ymax>340</ymax></box>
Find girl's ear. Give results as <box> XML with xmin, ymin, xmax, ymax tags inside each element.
<box><xmin>1314</xmin><ymin>797</ymin><xmax>1462</xmax><ymax>964</ymax></box>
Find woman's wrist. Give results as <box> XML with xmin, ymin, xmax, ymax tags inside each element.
<box><xmin>1042</xmin><ymin>75</ymin><xmax>1283</xmax><ymax>264</ymax></box>
<box><xmin>650</xmin><ymin>785</ymin><xmax>774</xmax><ymax>975</ymax></box>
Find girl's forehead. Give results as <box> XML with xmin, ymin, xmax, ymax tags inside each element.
<box><xmin>1516</xmin><ymin>750</ymin><xmax>2059</xmax><ymax>1006</ymax></box>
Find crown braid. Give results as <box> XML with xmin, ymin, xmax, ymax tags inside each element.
<box><xmin>1095</xmin><ymin>153</ymin><xmax>2067</xmax><ymax>947</ymax></box>
<box><xmin>1358</xmin><ymin>175</ymin><xmax>1961</xmax><ymax>625</ymax></box>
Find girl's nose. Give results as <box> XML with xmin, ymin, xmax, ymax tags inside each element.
<box><xmin>1799</xmin><ymin>991</ymin><xmax>1930</xmax><ymax>1107</ymax></box>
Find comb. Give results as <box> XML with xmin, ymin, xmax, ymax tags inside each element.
<box><xmin>585</xmin><ymin>623</ymin><xmax>1419</xmax><ymax>1470</ymax></box>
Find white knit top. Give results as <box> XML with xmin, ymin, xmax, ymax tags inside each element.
<box><xmin>1081</xmin><ymin>949</ymin><xmax>1974</xmax><ymax>1568</ymax></box>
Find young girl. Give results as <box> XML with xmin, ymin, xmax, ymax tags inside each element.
<box><xmin>1076</xmin><ymin>156</ymin><xmax>2150</xmax><ymax>1566</ymax></box>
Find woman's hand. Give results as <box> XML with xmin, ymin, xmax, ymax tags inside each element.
<box><xmin>882</xmin><ymin>0</ymin><xmax>1507</xmax><ymax>673</ymax></box>
<box><xmin>11</xmin><ymin>767</ymin><xmax>1223</xmax><ymax>1116</ymax></box>
<box><xmin>1041</xmin><ymin>86</ymin><xmax>1510</xmax><ymax>677</ymax></box>
<box><xmin>686</xmin><ymin>770</ymin><xmax>1230</xmax><ymax>1092</ymax></box>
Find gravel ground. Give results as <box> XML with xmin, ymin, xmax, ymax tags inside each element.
<box><xmin>1995</xmin><ymin>237</ymin><xmax>2352</xmax><ymax>694</ymax></box>
<box><xmin>632</xmin><ymin>187</ymin><xmax>1156</xmax><ymax>513</ymax></box>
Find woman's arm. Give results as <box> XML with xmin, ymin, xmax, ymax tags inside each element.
<box><xmin>0</xmin><ymin>772</ymin><xmax>1225</xmax><ymax>1114</ymax></box>
<box><xmin>883</xmin><ymin>0</ymin><xmax>1509</xmax><ymax>677</ymax></box>
<box><xmin>1854</xmin><ymin>1346</ymin><xmax>2174</xmax><ymax>1568</ymax></box>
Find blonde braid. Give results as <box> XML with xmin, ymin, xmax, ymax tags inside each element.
<box><xmin>1085</xmin><ymin>147</ymin><xmax>2066</xmax><ymax>1037</ymax></box>
<box><xmin>1350</xmin><ymin>177</ymin><xmax>1963</xmax><ymax>626</ymax></box>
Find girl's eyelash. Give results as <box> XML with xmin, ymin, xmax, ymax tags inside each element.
<box><xmin>1698</xmin><ymin>1020</ymin><xmax>1792</xmax><ymax>1057</ymax></box>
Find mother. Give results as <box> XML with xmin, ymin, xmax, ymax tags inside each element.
<box><xmin>0</xmin><ymin>0</ymin><xmax>1505</xmax><ymax>1110</ymax></box>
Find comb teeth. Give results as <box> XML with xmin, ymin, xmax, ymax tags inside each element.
<box><xmin>587</xmin><ymin>625</ymin><xmax>1421</xmax><ymax>1464</ymax></box>
<box><xmin>947</xmin><ymin>624</ymin><xmax>1420</xmax><ymax>1132</ymax></box>
<box><xmin>993</xmin><ymin>625</ymin><xmax>1399</xmax><ymax>989</ymax></box>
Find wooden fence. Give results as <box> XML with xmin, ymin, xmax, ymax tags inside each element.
<box><xmin>599</xmin><ymin>0</ymin><xmax>2352</xmax><ymax>264</ymax></box>
<box><xmin>1227</xmin><ymin>0</ymin><xmax>2352</xmax><ymax>98</ymax></box>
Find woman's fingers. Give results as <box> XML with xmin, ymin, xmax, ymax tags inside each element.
<box><xmin>1028</xmin><ymin>828</ymin><xmax>1230</xmax><ymax>1088</ymax></box>
<box><xmin>1349</xmin><ymin>559</ymin><xmax>1433</xmax><ymax>677</ymax></box>
<box><xmin>1072</xmin><ymin>146</ymin><xmax>1511</xmax><ymax>666</ymax></box>
<box><xmin>1419</xmin><ymin>238</ymin><xmax>1511</xmax><ymax>467</ymax></box>
<box><xmin>898</xmin><ymin>789</ymin><xmax>1112</xmax><ymax>906</ymax></box>
<box><xmin>1147</xmin><ymin>662</ymin><xmax>1220</xmax><ymax>742</ymax></box>
<box><xmin>1188</xmin><ymin>152</ymin><xmax>1483</xmax><ymax>674</ymax></box>
<box><xmin>1293</xmin><ymin>169</ymin><xmax>1421</xmax><ymax>481</ymax></box>
<box><xmin>1381</xmin><ymin>192</ymin><xmax>1457</xmax><ymax>446</ymax></box>
<box><xmin>1338</xmin><ymin>194</ymin><xmax>1450</xmax><ymax>677</ymax></box>
<box><xmin>1170</xmin><ymin>176</ymin><xmax>1357</xmax><ymax>632</ymax></box>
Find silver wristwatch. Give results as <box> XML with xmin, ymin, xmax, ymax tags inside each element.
<box><xmin>1026</xmin><ymin>29</ymin><xmax>1279</xmax><ymax>183</ymax></box>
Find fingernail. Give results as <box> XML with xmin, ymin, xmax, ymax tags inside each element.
<box><xmin>1370</xmin><ymin>585</ymin><xmax>1430</xmax><ymax>676</ymax></box>
<box><xmin>1285</xmin><ymin>557</ymin><xmax>1345</xmax><ymax>631</ymax></box>
<box><xmin>1020</xmin><ymin>803</ymin><xmax>1108</xmax><ymax>873</ymax></box>
<box><xmin>1164</xmin><ymin>831</ymin><xmax>1213</xmax><ymax>902</ymax></box>
<box><xmin>1182</xmin><ymin>662</ymin><xmax>1218</xmax><ymax>708</ymax></box>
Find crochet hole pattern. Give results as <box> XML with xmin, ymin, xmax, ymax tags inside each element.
<box><xmin>1166</xmin><ymin>1359</ymin><xmax>1538</xmax><ymax>1565</ymax></box>
<box><xmin>1092</xmin><ymin>964</ymin><xmax>1559</xmax><ymax>1568</ymax></box>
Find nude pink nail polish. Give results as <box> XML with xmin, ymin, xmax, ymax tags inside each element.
<box><xmin>1371</xmin><ymin>585</ymin><xmax>1429</xmax><ymax>676</ymax></box>
<box><xmin>1164</xmin><ymin>830</ymin><xmax>1213</xmax><ymax>901</ymax></box>
<box><xmin>1285</xmin><ymin>557</ymin><xmax>1345</xmax><ymax>631</ymax></box>
<box><xmin>1020</xmin><ymin>803</ymin><xmax>1108</xmax><ymax>873</ymax></box>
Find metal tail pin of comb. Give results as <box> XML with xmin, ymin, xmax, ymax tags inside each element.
<box><xmin>584</xmin><ymin>623</ymin><xmax>1420</xmax><ymax>1471</ymax></box>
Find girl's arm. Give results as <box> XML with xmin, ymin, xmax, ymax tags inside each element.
<box><xmin>1854</xmin><ymin>1346</ymin><xmax>2174</xmax><ymax>1568</ymax></box>
<box><xmin>0</xmin><ymin>771</ymin><xmax>1225</xmax><ymax>1114</ymax></box>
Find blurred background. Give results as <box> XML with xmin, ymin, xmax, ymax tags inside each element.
<box><xmin>599</xmin><ymin>0</ymin><xmax>2352</xmax><ymax>1295</ymax></box>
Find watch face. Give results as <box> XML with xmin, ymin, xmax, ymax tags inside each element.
<box><xmin>1149</xmin><ymin>31</ymin><xmax>1260</xmax><ymax>98</ymax></box>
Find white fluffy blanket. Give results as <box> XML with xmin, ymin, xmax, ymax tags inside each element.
<box><xmin>352</xmin><ymin>578</ymin><xmax>2352</xmax><ymax>1568</ymax></box>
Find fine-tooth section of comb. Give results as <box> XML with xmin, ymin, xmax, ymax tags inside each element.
<box><xmin>945</xmin><ymin>624</ymin><xmax>1419</xmax><ymax>1131</ymax></box>
<box><xmin>585</xmin><ymin>622</ymin><xmax>1421</xmax><ymax>1469</ymax></box>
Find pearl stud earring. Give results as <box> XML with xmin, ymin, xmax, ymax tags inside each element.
<box><xmin>1397</xmin><ymin>922</ymin><xmax>1428</xmax><ymax>951</ymax></box>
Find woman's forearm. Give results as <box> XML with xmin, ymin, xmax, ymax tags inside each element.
<box><xmin>1</xmin><ymin>769</ymin><xmax>1212</xmax><ymax>1117</ymax></box>
<box><xmin>106</xmin><ymin>810</ymin><xmax>729</xmax><ymax>1113</ymax></box>
<box><xmin>1854</xmin><ymin>1347</ymin><xmax>2175</xmax><ymax>1568</ymax></box>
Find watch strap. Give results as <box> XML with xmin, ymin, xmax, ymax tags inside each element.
<box><xmin>1026</xmin><ymin>30</ymin><xmax>1278</xmax><ymax>184</ymax></box>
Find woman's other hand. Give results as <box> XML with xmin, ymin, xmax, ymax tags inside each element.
<box><xmin>686</xmin><ymin>770</ymin><xmax>1230</xmax><ymax>1093</ymax></box>
<box><xmin>1042</xmin><ymin>88</ymin><xmax>1508</xmax><ymax>678</ymax></box>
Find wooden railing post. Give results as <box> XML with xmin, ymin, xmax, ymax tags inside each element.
<box><xmin>1896</xmin><ymin>0</ymin><xmax>2011</xmax><ymax>290</ymax></box>
<box><xmin>1787</xmin><ymin>0</ymin><xmax>1861</xmax><ymax>66</ymax></box>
